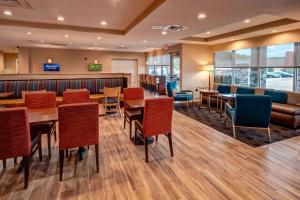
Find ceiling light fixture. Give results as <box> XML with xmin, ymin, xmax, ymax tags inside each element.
<box><xmin>97</xmin><ymin>36</ymin><xmax>101</xmax><ymax>40</ymax></box>
<box><xmin>69</xmin><ymin>42</ymin><xmax>72</xmax><ymax>45</ymax></box>
<box><xmin>198</xmin><ymin>13</ymin><xmax>207</xmax><ymax>19</ymax></box>
<box><xmin>3</xmin><ymin>10</ymin><xmax>12</xmax><ymax>16</ymax></box>
<box><xmin>40</xmin><ymin>40</ymin><xmax>45</xmax><ymax>43</ymax></box>
<box><xmin>206</xmin><ymin>31</ymin><xmax>211</xmax><ymax>34</ymax></box>
<box><xmin>161</xmin><ymin>31</ymin><xmax>168</xmax><ymax>35</ymax></box>
<box><xmin>100</xmin><ymin>20</ymin><xmax>107</xmax><ymax>26</ymax></box>
<box><xmin>244</xmin><ymin>19</ymin><xmax>251</xmax><ymax>23</ymax></box>
<box><xmin>57</xmin><ymin>16</ymin><xmax>65</xmax><ymax>22</ymax></box>
<box><xmin>64</xmin><ymin>34</ymin><xmax>69</xmax><ymax>38</ymax></box>
<box><xmin>143</xmin><ymin>40</ymin><xmax>147</xmax><ymax>43</ymax></box>
<box><xmin>27</xmin><ymin>31</ymin><xmax>32</xmax><ymax>35</ymax></box>
<box><xmin>272</xmin><ymin>29</ymin><xmax>278</xmax><ymax>33</ymax></box>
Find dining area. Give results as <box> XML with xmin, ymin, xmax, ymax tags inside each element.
<box><xmin>0</xmin><ymin>87</ymin><xmax>174</xmax><ymax>190</ymax></box>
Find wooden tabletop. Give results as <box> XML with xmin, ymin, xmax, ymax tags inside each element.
<box><xmin>0</xmin><ymin>92</ymin><xmax>14</xmax><ymax>99</ymax></box>
<box><xmin>28</xmin><ymin>104</ymin><xmax>105</xmax><ymax>124</ymax></box>
<box><xmin>125</xmin><ymin>99</ymin><xmax>145</xmax><ymax>109</ymax></box>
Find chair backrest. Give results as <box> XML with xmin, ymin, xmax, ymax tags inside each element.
<box><xmin>234</xmin><ymin>95</ymin><xmax>272</xmax><ymax>128</ymax></box>
<box><xmin>166</xmin><ymin>82</ymin><xmax>176</xmax><ymax>97</ymax></box>
<box><xmin>25</xmin><ymin>92</ymin><xmax>57</xmax><ymax>109</ymax></box>
<box><xmin>63</xmin><ymin>90</ymin><xmax>90</xmax><ymax>104</ymax></box>
<box><xmin>217</xmin><ymin>85</ymin><xmax>231</xmax><ymax>94</ymax></box>
<box><xmin>104</xmin><ymin>87</ymin><xmax>121</xmax><ymax>98</ymax></box>
<box><xmin>236</xmin><ymin>87</ymin><xmax>255</xmax><ymax>95</ymax></box>
<box><xmin>58</xmin><ymin>102</ymin><xmax>99</xmax><ymax>149</ymax></box>
<box><xmin>0</xmin><ymin>107</ymin><xmax>31</xmax><ymax>159</ymax></box>
<box><xmin>123</xmin><ymin>87</ymin><xmax>144</xmax><ymax>110</ymax></box>
<box><xmin>22</xmin><ymin>90</ymin><xmax>46</xmax><ymax>99</ymax></box>
<box><xmin>143</xmin><ymin>98</ymin><xmax>173</xmax><ymax>137</ymax></box>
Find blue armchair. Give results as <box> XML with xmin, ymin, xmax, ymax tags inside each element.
<box><xmin>224</xmin><ymin>95</ymin><xmax>272</xmax><ymax>141</ymax></box>
<box><xmin>167</xmin><ymin>82</ymin><xmax>193</xmax><ymax>107</ymax></box>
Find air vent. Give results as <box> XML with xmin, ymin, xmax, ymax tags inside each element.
<box><xmin>116</xmin><ymin>46</ymin><xmax>128</xmax><ymax>50</ymax></box>
<box><xmin>26</xmin><ymin>40</ymin><xmax>67</xmax><ymax>47</ymax></box>
<box><xmin>0</xmin><ymin>0</ymin><xmax>32</xmax><ymax>9</ymax></box>
<box><xmin>164</xmin><ymin>25</ymin><xmax>188</xmax><ymax>32</ymax></box>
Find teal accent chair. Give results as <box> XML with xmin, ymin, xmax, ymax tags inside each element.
<box><xmin>224</xmin><ymin>95</ymin><xmax>272</xmax><ymax>141</ymax></box>
<box><xmin>236</xmin><ymin>87</ymin><xmax>255</xmax><ymax>94</ymax></box>
<box><xmin>167</xmin><ymin>82</ymin><xmax>193</xmax><ymax>107</ymax></box>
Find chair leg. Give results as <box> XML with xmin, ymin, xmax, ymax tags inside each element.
<box><xmin>123</xmin><ymin>116</ymin><xmax>126</xmax><ymax>129</ymax></box>
<box><xmin>23</xmin><ymin>156</ymin><xmax>30</xmax><ymax>189</ymax></box>
<box><xmin>155</xmin><ymin>135</ymin><xmax>158</xmax><ymax>142</ymax></box>
<box><xmin>14</xmin><ymin>157</ymin><xmax>17</xmax><ymax>166</ymax></box>
<box><xmin>224</xmin><ymin>115</ymin><xmax>227</xmax><ymax>126</ymax></box>
<box><xmin>144</xmin><ymin>137</ymin><xmax>148</xmax><ymax>163</ymax></box>
<box><xmin>129</xmin><ymin>120</ymin><xmax>132</xmax><ymax>139</ymax></box>
<box><xmin>267</xmin><ymin>127</ymin><xmax>272</xmax><ymax>142</ymax></box>
<box><xmin>47</xmin><ymin>133</ymin><xmax>52</xmax><ymax>157</ymax></box>
<box><xmin>65</xmin><ymin>149</ymin><xmax>69</xmax><ymax>158</ymax></box>
<box><xmin>53</xmin><ymin>126</ymin><xmax>57</xmax><ymax>142</ymax></box>
<box><xmin>232</xmin><ymin>124</ymin><xmax>236</xmax><ymax>139</ymax></box>
<box><xmin>168</xmin><ymin>133</ymin><xmax>174</xmax><ymax>157</ymax></box>
<box><xmin>59</xmin><ymin>150</ymin><xmax>64</xmax><ymax>181</ymax></box>
<box><xmin>2</xmin><ymin>159</ymin><xmax>6</xmax><ymax>169</ymax></box>
<box><xmin>95</xmin><ymin>144</ymin><xmax>99</xmax><ymax>173</ymax></box>
<box><xmin>38</xmin><ymin>141</ymin><xmax>42</xmax><ymax>162</ymax></box>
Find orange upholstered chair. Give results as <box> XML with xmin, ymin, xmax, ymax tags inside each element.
<box><xmin>134</xmin><ymin>98</ymin><xmax>174</xmax><ymax>162</ymax></box>
<box><xmin>25</xmin><ymin>92</ymin><xmax>57</xmax><ymax>157</ymax></box>
<box><xmin>58</xmin><ymin>102</ymin><xmax>99</xmax><ymax>181</ymax></box>
<box><xmin>0</xmin><ymin>107</ymin><xmax>42</xmax><ymax>189</ymax></box>
<box><xmin>63</xmin><ymin>90</ymin><xmax>90</xmax><ymax>104</ymax></box>
<box><xmin>123</xmin><ymin>87</ymin><xmax>144</xmax><ymax>139</ymax></box>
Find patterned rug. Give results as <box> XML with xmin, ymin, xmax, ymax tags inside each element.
<box><xmin>174</xmin><ymin>103</ymin><xmax>300</xmax><ymax>147</ymax></box>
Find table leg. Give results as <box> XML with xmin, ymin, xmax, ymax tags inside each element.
<box><xmin>208</xmin><ymin>94</ymin><xmax>211</xmax><ymax>113</ymax></box>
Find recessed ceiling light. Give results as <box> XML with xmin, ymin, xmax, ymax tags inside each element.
<box><xmin>198</xmin><ymin>13</ymin><xmax>207</xmax><ymax>19</ymax></box>
<box><xmin>206</xmin><ymin>31</ymin><xmax>211</xmax><ymax>34</ymax></box>
<box><xmin>64</xmin><ymin>34</ymin><xmax>69</xmax><ymax>38</ymax></box>
<box><xmin>100</xmin><ymin>21</ymin><xmax>107</xmax><ymax>26</ymax></box>
<box><xmin>244</xmin><ymin>19</ymin><xmax>251</xmax><ymax>23</ymax></box>
<box><xmin>69</xmin><ymin>42</ymin><xmax>72</xmax><ymax>45</ymax></box>
<box><xmin>27</xmin><ymin>31</ymin><xmax>32</xmax><ymax>35</ymax></box>
<box><xmin>272</xmin><ymin>30</ymin><xmax>278</xmax><ymax>33</ymax></box>
<box><xmin>161</xmin><ymin>31</ymin><xmax>168</xmax><ymax>35</ymax></box>
<box><xmin>57</xmin><ymin>16</ymin><xmax>65</xmax><ymax>22</ymax></box>
<box><xmin>3</xmin><ymin>10</ymin><xmax>12</xmax><ymax>16</ymax></box>
<box><xmin>40</xmin><ymin>40</ymin><xmax>45</xmax><ymax>43</ymax></box>
<box><xmin>97</xmin><ymin>36</ymin><xmax>101</xmax><ymax>40</ymax></box>
<box><xmin>143</xmin><ymin>40</ymin><xmax>147</xmax><ymax>43</ymax></box>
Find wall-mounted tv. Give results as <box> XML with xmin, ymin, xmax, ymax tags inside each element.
<box><xmin>88</xmin><ymin>63</ymin><xmax>102</xmax><ymax>71</ymax></box>
<box><xmin>43</xmin><ymin>63</ymin><xmax>60</xmax><ymax>71</ymax></box>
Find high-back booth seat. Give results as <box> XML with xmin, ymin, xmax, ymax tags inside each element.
<box><xmin>0</xmin><ymin>78</ymin><xmax>126</xmax><ymax>98</ymax></box>
<box><xmin>202</xmin><ymin>83</ymin><xmax>300</xmax><ymax>128</ymax></box>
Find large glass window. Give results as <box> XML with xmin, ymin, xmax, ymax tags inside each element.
<box><xmin>214</xmin><ymin>42</ymin><xmax>299</xmax><ymax>92</ymax></box>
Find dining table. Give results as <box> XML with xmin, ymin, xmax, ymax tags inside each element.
<box><xmin>0</xmin><ymin>92</ymin><xmax>14</xmax><ymax>99</ymax></box>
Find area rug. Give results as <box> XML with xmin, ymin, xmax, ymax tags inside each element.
<box><xmin>174</xmin><ymin>104</ymin><xmax>300</xmax><ymax>147</ymax></box>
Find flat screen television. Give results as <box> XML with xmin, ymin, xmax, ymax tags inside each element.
<box><xmin>43</xmin><ymin>63</ymin><xmax>60</xmax><ymax>71</ymax></box>
<box><xmin>88</xmin><ymin>63</ymin><xmax>102</xmax><ymax>71</ymax></box>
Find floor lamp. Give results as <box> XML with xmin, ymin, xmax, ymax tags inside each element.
<box><xmin>206</xmin><ymin>65</ymin><xmax>214</xmax><ymax>90</ymax></box>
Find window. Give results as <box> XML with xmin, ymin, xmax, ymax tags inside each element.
<box><xmin>214</xmin><ymin>42</ymin><xmax>299</xmax><ymax>92</ymax></box>
<box><xmin>147</xmin><ymin>66</ymin><xmax>155</xmax><ymax>74</ymax></box>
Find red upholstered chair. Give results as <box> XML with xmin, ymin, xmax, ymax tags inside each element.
<box><xmin>134</xmin><ymin>98</ymin><xmax>174</xmax><ymax>162</ymax></box>
<box><xmin>25</xmin><ymin>92</ymin><xmax>57</xmax><ymax>157</ymax></box>
<box><xmin>123</xmin><ymin>87</ymin><xmax>144</xmax><ymax>139</ymax></box>
<box><xmin>0</xmin><ymin>107</ymin><xmax>42</xmax><ymax>189</ymax></box>
<box><xmin>63</xmin><ymin>90</ymin><xmax>90</xmax><ymax>104</ymax></box>
<box><xmin>58</xmin><ymin>102</ymin><xmax>99</xmax><ymax>181</ymax></box>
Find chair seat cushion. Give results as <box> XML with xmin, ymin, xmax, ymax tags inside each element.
<box><xmin>226</xmin><ymin>106</ymin><xmax>234</xmax><ymax>119</ymax></box>
<box><xmin>104</xmin><ymin>97</ymin><xmax>118</xmax><ymax>103</ymax></box>
<box><xmin>125</xmin><ymin>109</ymin><xmax>142</xmax><ymax>118</ymax></box>
<box><xmin>272</xmin><ymin>103</ymin><xmax>300</xmax><ymax>115</ymax></box>
<box><xmin>174</xmin><ymin>94</ymin><xmax>193</xmax><ymax>101</ymax></box>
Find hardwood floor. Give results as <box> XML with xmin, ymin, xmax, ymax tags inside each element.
<box><xmin>0</xmin><ymin>111</ymin><xmax>299</xmax><ymax>200</ymax></box>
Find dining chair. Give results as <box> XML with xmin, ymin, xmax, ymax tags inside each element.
<box><xmin>0</xmin><ymin>107</ymin><xmax>42</xmax><ymax>189</ymax></box>
<box><xmin>134</xmin><ymin>97</ymin><xmax>174</xmax><ymax>163</ymax></box>
<box><xmin>25</xmin><ymin>91</ymin><xmax>57</xmax><ymax>157</ymax></box>
<box><xmin>224</xmin><ymin>95</ymin><xmax>272</xmax><ymax>141</ymax></box>
<box><xmin>62</xmin><ymin>90</ymin><xmax>90</xmax><ymax>157</ymax></box>
<box><xmin>58</xmin><ymin>102</ymin><xmax>99</xmax><ymax>181</ymax></box>
<box><xmin>102</xmin><ymin>87</ymin><xmax>122</xmax><ymax>116</ymax></box>
<box><xmin>63</xmin><ymin>90</ymin><xmax>90</xmax><ymax>104</ymax></box>
<box><xmin>123</xmin><ymin>87</ymin><xmax>144</xmax><ymax>139</ymax></box>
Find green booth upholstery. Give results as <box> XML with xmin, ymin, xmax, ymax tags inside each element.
<box><xmin>264</xmin><ymin>89</ymin><xmax>288</xmax><ymax>104</ymax></box>
<box><xmin>225</xmin><ymin>95</ymin><xmax>272</xmax><ymax>141</ymax></box>
<box><xmin>217</xmin><ymin>85</ymin><xmax>231</xmax><ymax>94</ymax></box>
<box><xmin>236</xmin><ymin>87</ymin><xmax>255</xmax><ymax>94</ymax></box>
<box><xmin>167</xmin><ymin>82</ymin><xmax>193</xmax><ymax>106</ymax></box>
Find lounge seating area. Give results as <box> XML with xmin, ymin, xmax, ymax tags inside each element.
<box><xmin>0</xmin><ymin>1</ymin><xmax>300</xmax><ymax>199</ymax></box>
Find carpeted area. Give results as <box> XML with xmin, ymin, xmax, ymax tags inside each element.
<box><xmin>174</xmin><ymin>103</ymin><xmax>300</xmax><ymax>147</ymax></box>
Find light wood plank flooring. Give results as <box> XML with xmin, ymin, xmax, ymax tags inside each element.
<box><xmin>0</xmin><ymin>111</ymin><xmax>299</xmax><ymax>200</ymax></box>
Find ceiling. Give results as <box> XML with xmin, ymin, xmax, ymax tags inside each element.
<box><xmin>1</xmin><ymin>0</ymin><xmax>300</xmax><ymax>52</ymax></box>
